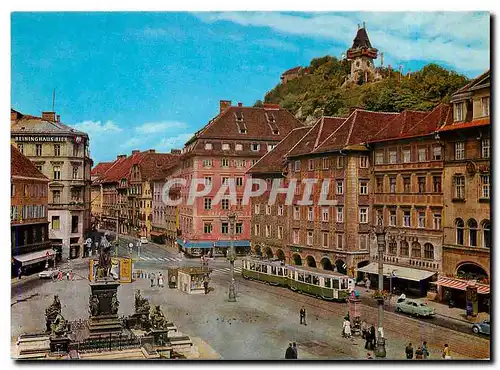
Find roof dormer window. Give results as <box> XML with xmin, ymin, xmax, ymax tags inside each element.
<box><xmin>234</xmin><ymin>111</ymin><xmax>247</xmax><ymax>134</ymax></box>
<box><xmin>205</xmin><ymin>143</ymin><xmax>213</xmax><ymax>150</ymax></box>
<box><xmin>251</xmin><ymin>143</ymin><xmax>260</xmax><ymax>152</ymax></box>
<box><xmin>272</xmin><ymin>129</ymin><xmax>279</xmax><ymax>135</ymax></box>
<box><xmin>454</xmin><ymin>102</ymin><xmax>464</xmax><ymax>122</ymax></box>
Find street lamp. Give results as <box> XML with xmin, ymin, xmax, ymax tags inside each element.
<box><xmin>374</xmin><ymin>223</ymin><xmax>387</xmax><ymax>358</ymax></box>
<box><xmin>227</xmin><ymin>213</ymin><xmax>237</xmax><ymax>302</ymax></box>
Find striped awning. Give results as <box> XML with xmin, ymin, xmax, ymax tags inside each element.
<box><xmin>436</xmin><ymin>276</ymin><xmax>490</xmax><ymax>295</ymax></box>
<box><xmin>14</xmin><ymin>249</ymin><xmax>55</xmax><ymax>266</ymax></box>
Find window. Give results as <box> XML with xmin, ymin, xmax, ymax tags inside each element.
<box><xmin>18</xmin><ymin>143</ymin><xmax>24</xmax><ymax>154</ymax></box>
<box><xmin>251</xmin><ymin>143</ymin><xmax>260</xmax><ymax>152</ymax></box>
<box><xmin>53</xmin><ymin>165</ymin><xmax>61</xmax><ymax>180</ymax></box>
<box><xmin>400</xmin><ymin>241</ymin><xmax>409</xmax><ymax>257</ymax></box>
<box><xmin>424</xmin><ymin>243</ymin><xmax>434</xmax><ymax>259</ymax></box>
<box><xmin>418</xmin><ymin>177</ymin><xmax>426</xmax><ymax>193</ymax></box>
<box><xmin>222</xmin><ymin>143</ymin><xmax>230</xmax><ymax>151</ymax></box>
<box><xmin>306</xmin><ymin>207</ymin><xmax>314</xmax><ymax>221</ymax></box>
<box><xmin>293</xmin><ymin>229</ymin><xmax>300</xmax><ymax>244</ymax></box>
<box><xmin>359</xmin><ymin>207</ymin><xmax>368</xmax><ymax>224</ymax></box>
<box><xmin>418</xmin><ymin>148</ymin><xmax>427</xmax><ymax>162</ymax></box>
<box><xmin>221</xmin><ymin>158</ymin><xmax>229</xmax><ymax>167</ymax></box>
<box><xmin>52</xmin><ymin>190</ymin><xmax>61</xmax><ymax>204</ymax></box>
<box><xmin>36</xmin><ymin>164</ymin><xmax>43</xmax><ymax>172</ymax></box>
<box><xmin>411</xmin><ymin>242</ymin><xmax>421</xmax><ymax>258</ymax></box>
<box><xmin>307</xmin><ymin>159</ymin><xmax>314</xmax><ymax>171</ymax></box>
<box><xmin>322</xmin><ymin>232</ymin><xmax>329</xmax><ymax>248</ymax></box>
<box><xmin>265</xmin><ymin>225</ymin><xmax>271</xmax><ymax>237</ymax></box>
<box><xmin>358</xmin><ymin>234</ymin><xmax>367</xmax><ymax>250</ymax></box>
<box><xmin>266</xmin><ymin>205</ymin><xmax>271</xmax><ymax>215</ymax></box>
<box><xmin>359</xmin><ymin>156</ymin><xmax>369</xmax><ymax>168</ymax></box>
<box><xmin>71</xmin><ymin>189</ymin><xmax>80</xmax><ymax>201</ymax></box>
<box><xmin>402</xmin><ymin>149</ymin><xmax>411</xmax><ymax>163</ymax></box>
<box><xmin>235</xmin><ymin>144</ymin><xmax>243</xmax><ymax>151</ymax></box>
<box><xmin>480</xmin><ymin>175</ymin><xmax>490</xmax><ymax>199</ymax></box>
<box><xmin>236</xmin><ymin>177</ymin><xmax>243</xmax><ymax>187</ymax></box>
<box><xmin>221</xmin><ymin>199</ymin><xmax>229</xmax><ymax>210</ymax></box>
<box><xmin>456</xmin><ymin>218</ymin><xmax>464</xmax><ymax>245</ymax></box>
<box><xmin>254</xmin><ymin>204</ymin><xmax>260</xmax><ymax>215</ymax></box>
<box><xmin>71</xmin><ymin>166</ymin><xmax>79</xmax><ymax>180</ymax></box>
<box><xmin>403</xmin><ymin>210</ymin><xmax>411</xmax><ymax>227</ymax></box>
<box><xmin>454</xmin><ymin>176</ymin><xmax>465</xmax><ymax>199</ymax></box>
<box><xmin>267</xmin><ymin>144</ymin><xmax>276</xmax><ymax>152</ymax></box>
<box><xmin>433</xmin><ymin>213</ymin><xmax>441</xmax><ymax>230</ymax></box>
<box><xmin>454</xmin><ymin>102</ymin><xmax>464</xmax><ymax>121</ymax></box>
<box><xmin>376</xmin><ymin>176</ymin><xmax>383</xmax><ymax>192</ymax></box>
<box><xmin>389</xmin><ymin>177</ymin><xmax>396</xmax><ymax>193</ymax></box>
<box><xmin>73</xmin><ymin>144</ymin><xmax>79</xmax><ymax>157</ymax></box>
<box><xmin>418</xmin><ymin>211</ymin><xmax>425</xmax><ymax>228</ymax></box>
<box><xmin>293</xmin><ymin>206</ymin><xmax>300</xmax><ymax>220</ymax></box>
<box><xmin>433</xmin><ymin>176</ymin><xmax>442</xmax><ymax>193</ymax></box>
<box><xmin>433</xmin><ymin>146</ymin><xmax>442</xmax><ymax>160</ymax></box>
<box><xmin>322</xmin><ymin>207</ymin><xmax>329</xmax><ymax>222</ymax></box>
<box><xmin>336</xmin><ymin>181</ymin><xmax>344</xmax><ymax>195</ymax></box>
<box><xmin>204</xmin><ymin>223</ymin><xmax>213</xmax><ymax>234</ymax></box>
<box><xmin>204</xmin><ymin>143</ymin><xmax>212</xmax><ymax>150</ymax></box>
<box><xmin>307</xmin><ymin>231</ymin><xmax>313</xmax><ymax>246</ymax></box>
<box><xmin>455</xmin><ymin>142</ymin><xmax>465</xmax><ymax>160</ymax></box>
<box><xmin>375</xmin><ymin>151</ymin><xmax>384</xmax><ymax>165</ymax></box>
<box><xmin>482</xmin><ymin>221</ymin><xmax>491</xmax><ymax>248</ymax></box>
<box><xmin>337</xmin><ymin>156</ymin><xmax>345</xmax><ymax>168</ymax></box>
<box><xmin>203</xmin><ymin>159</ymin><xmax>213</xmax><ymax>168</ymax></box>
<box><xmin>359</xmin><ymin>181</ymin><xmax>368</xmax><ymax>195</ymax></box>
<box><xmin>481</xmin><ymin>139</ymin><xmax>490</xmax><ymax>159</ymax></box>
<box><xmin>254</xmin><ymin>224</ymin><xmax>260</xmax><ymax>236</ymax></box>
<box><xmin>336</xmin><ymin>207</ymin><xmax>343</xmax><ymax>223</ymax></box>
<box><xmin>277</xmin><ymin>226</ymin><xmax>283</xmax><ymax>239</ymax></box>
<box><xmin>376</xmin><ymin>209</ymin><xmax>383</xmax><ymax>226</ymax></box>
<box><xmin>51</xmin><ymin>216</ymin><xmax>60</xmax><ymax>230</ymax></box>
<box><xmin>336</xmin><ymin>234</ymin><xmax>343</xmax><ymax>250</ymax></box>
<box><xmin>222</xmin><ymin>177</ymin><xmax>229</xmax><ymax>186</ymax></box>
<box><xmin>388</xmin><ymin>241</ymin><xmax>397</xmax><ymax>255</ymax></box>
<box><xmin>204</xmin><ymin>176</ymin><xmax>212</xmax><ymax>186</ymax></box>
<box><xmin>204</xmin><ymin>198</ymin><xmax>212</xmax><ymax>210</ymax></box>
<box><xmin>36</xmin><ymin>144</ymin><xmax>42</xmax><ymax>156</ymax></box>
<box><xmin>71</xmin><ymin>215</ymin><xmax>79</xmax><ymax>233</ymax></box>
<box><xmin>322</xmin><ymin>158</ymin><xmax>329</xmax><ymax>170</ymax></box>
<box><xmin>294</xmin><ymin>160</ymin><xmax>301</xmax><ymax>172</ymax></box>
<box><xmin>403</xmin><ymin>177</ymin><xmax>410</xmax><ymax>193</ymax></box>
<box><xmin>468</xmin><ymin>219</ymin><xmax>478</xmax><ymax>247</ymax></box>
<box><xmin>389</xmin><ymin>150</ymin><xmax>397</xmax><ymax>164</ymax></box>
<box><xmin>236</xmin><ymin>223</ymin><xmax>243</xmax><ymax>234</ymax></box>
<box><xmin>481</xmin><ymin>96</ymin><xmax>490</xmax><ymax>117</ymax></box>
<box><xmin>54</xmin><ymin>144</ymin><xmax>61</xmax><ymax>156</ymax></box>
<box><xmin>278</xmin><ymin>205</ymin><xmax>284</xmax><ymax>216</ymax></box>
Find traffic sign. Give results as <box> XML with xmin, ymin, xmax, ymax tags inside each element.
<box><xmin>129</xmin><ymin>243</ymin><xmax>134</xmax><ymax>248</ymax></box>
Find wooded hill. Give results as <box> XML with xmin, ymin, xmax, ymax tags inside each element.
<box><xmin>257</xmin><ymin>56</ymin><xmax>468</xmax><ymax>123</ymax></box>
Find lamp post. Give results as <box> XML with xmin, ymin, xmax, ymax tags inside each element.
<box><xmin>374</xmin><ymin>223</ymin><xmax>387</xmax><ymax>358</ymax></box>
<box><xmin>227</xmin><ymin>213</ymin><xmax>237</xmax><ymax>302</ymax></box>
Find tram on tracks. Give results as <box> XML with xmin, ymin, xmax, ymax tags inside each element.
<box><xmin>241</xmin><ymin>257</ymin><xmax>354</xmax><ymax>302</ymax></box>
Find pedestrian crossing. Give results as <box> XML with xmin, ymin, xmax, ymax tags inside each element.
<box><xmin>210</xmin><ymin>266</ymin><xmax>242</xmax><ymax>276</ymax></box>
<box><xmin>137</xmin><ymin>256</ymin><xmax>183</xmax><ymax>262</ymax></box>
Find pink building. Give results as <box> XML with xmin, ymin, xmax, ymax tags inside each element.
<box><xmin>177</xmin><ymin>100</ymin><xmax>303</xmax><ymax>256</ymax></box>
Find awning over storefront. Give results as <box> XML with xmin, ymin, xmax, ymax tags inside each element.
<box><xmin>215</xmin><ymin>240</ymin><xmax>251</xmax><ymax>247</ymax></box>
<box><xmin>357</xmin><ymin>263</ymin><xmax>436</xmax><ymax>282</ymax></box>
<box><xmin>176</xmin><ymin>239</ymin><xmax>213</xmax><ymax>249</ymax></box>
<box><xmin>434</xmin><ymin>276</ymin><xmax>490</xmax><ymax>295</ymax></box>
<box><xmin>150</xmin><ymin>231</ymin><xmax>164</xmax><ymax>237</ymax></box>
<box><xmin>13</xmin><ymin>249</ymin><xmax>55</xmax><ymax>266</ymax></box>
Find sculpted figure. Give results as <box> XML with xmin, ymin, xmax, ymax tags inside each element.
<box><xmin>111</xmin><ymin>293</ymin><xmax>119</xmax><ymax>315</ymax></box>
<box><xmin>89</xmin><ymin>294</ymin><xmax>100</xmax><ymax>317</ymax></box>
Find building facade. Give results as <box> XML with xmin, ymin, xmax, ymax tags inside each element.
<box><xmin>11</xmin><ymin>109</ymin><xmax>92</xmax><ymax>260</ymax></box>
<box><xmin>11</xmin><ymin>145</ymin><xmax>52</xmax><ymax>275</ymax></box>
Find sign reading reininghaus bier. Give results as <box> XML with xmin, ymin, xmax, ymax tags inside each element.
<box><xmin>13</xmin><ymin>136</ymin><xmax>68</xmax><ymax>142</ymax></box>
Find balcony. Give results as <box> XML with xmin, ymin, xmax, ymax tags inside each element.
<box><xmin>374</xmin><ymin>193</ymin><xmax>443</xmax><ymax>206</ymax></box>
<box><xmin>375</xmin><ymin>254</ymin><xmax>440</xmax><ymax>272</ymax></box>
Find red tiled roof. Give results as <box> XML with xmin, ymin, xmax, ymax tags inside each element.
<box><xmin>369</xmin><ymin>110</ymin><xmax>428</xmax><ymax>142</ymax></box>
<box><xmin>438</xmin><ymin>117</ymin><xmax>490</xmax><ymax>132</ymax></box>
<box><xmin>404</xmin><ymin>104</ymin><xmax>452</xmax><ymax>138</ymax></box>
<box><xmin>248</xmin><ymin>127</ymin><xmax>310</xmax><ymax>174</ymax></box>
<box><xmin>11</xmin><ymin>145</ymin><xmax>48</xmax><ymax>180</ymax></box>
<box><xmin>91</xmin><ymin>162</ymin><xmax>113</xmax><ymax>177</ymax></box>
<box><xmin>314</xmin><ymin>110</ymin><xmax>398</xmax><ymax>153</ymax></box>
<box><xmin>282</xmin><ymin>66</ymin><xmax>301</xmax><ymax>76</ymax></box>
<box><xmin>287</xmin><ymin>116</ymin><xmax>346</xmax><ymax>157</ymax></box>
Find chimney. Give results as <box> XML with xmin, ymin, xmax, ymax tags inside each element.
<box><xmin>132</xmin><ymin>150</ymin><xmax>140</xmax><ymax>154</ymax></box>
<box><xmin>56</xmin><ymin>115</ymin><xmax>60</xmax><ymax>122</ymax></box>
<box><xmin>148</xmin><ymin>149</ymin><xmax>155</xmax><ymax>153</ymax></box>
<box><xmin>117</xmin><ymin>154</ymin><xmax>127</xmax><ymax>160</ymax></box>
<box><xmin>11</xmin><ymin>110</ymin><xmax>19</xmax><ymax>121</ymax></box>
<box><xmin>170</xmin><ymin>149</ymin><xmax>181</xmax><ymax>154</ymax></box>
<box><xmin>237</xmin><ymin>102</ymin><xmax>243</xmax><ymax>107</ymax></box>
<box><xmin>219</xmin><ymin>100</ymin><xmax>232</xmax><ymax>113</ymax></box>
<box><xmin>42</xmin><ymin>111</ymin><xmax>56</xmax><ymax>121</ymax></box>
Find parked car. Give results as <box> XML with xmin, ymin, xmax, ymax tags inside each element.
<box><xmin>38</xmin><ymin>269</ymin><xmax>59</xmax><ymax>279</ymax></box>
<box><xmin>395</xmin><ymin>299</ymin><xmax>436</xmax><ymax>317</ymax></box>
<box><xmin>140</xmin><ymin>237</ymin><xmax>148</xmax><ymax>244</ymax></box>
<box><xmin>472</xmin><ymin>320</ymin><xmax>490</xmax><ymax>335</ymax></box>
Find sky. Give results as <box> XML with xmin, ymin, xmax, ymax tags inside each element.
<box><xmin>11</xmin><ymin>11</ymin><xmax>490</xmax><ymax>164</ymax></box>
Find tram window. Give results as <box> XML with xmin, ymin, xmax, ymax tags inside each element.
<box><xmin>243</xmin><ymin>261</ymin><xmax>246</xmax><ymax>269</ymax></box>
<box><xmin>262</xmin><ymin>265</ymin><xmax>268</xmax><ymax>274</ymax></box>
<box><xmin>271</xmin><ymin>266</ymin><xmax>277</xmax><ymax>275</ymax></box>
<box><xmin>250</xmin><ymin>263</ymin><xmax>255</xmax><ymax>271</ymax></box>
<box><xmin>325</xmin><ymin>278</ymin><xmax>331</xmax><ymax>288</ymax></box>
<box><xmin>298</xmin><ymin>273</ymin><xmax>305</xmax><ymax>282</ymax></box>
<box><xmin>341</xmin><ymin>279</ymin><xmax>347</xmax><ymax>289</ymax></box>
<box><xmin>277</xmin><ymin>268</ymin><xmax>283</xmax><ymax>276</ymax></box>
<box><xmin>312</xmin><ymin>275</ymin><xmax>319</xmax><ymax>285</ymax></box>
<box><xmin>333</xmin><ymin>279</ymin><xmax>340</xmax><ymax>289</ymax></box>
<box><xmin>256</xmin><ymin>264</ymin><xmax>261</xmax><ymax>272</ymax></box>
<box><xmin>284</xmin><ymin>269</ymin><xmax>288</xmax><ymax>276</ymax></box>
<box><xmin>305</xmin><ymin>274</ymin><xmax>312</xmax><ymax>284</ymax></box>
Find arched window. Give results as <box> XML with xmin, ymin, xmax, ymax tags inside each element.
<box><xmin>424</xmin><ymin>243</ymin><xmax>434</xmax><ymax>259</ymax></box>
<box><xmin>388</xmin><ymin>241</ymin><xmax>397</xmax><ymax>255</ymax></box>
<box><xmin>468</xmin><ymin>219</ymin><xmax>478</xmax><ymax>247</ymax></box>
<box><xmin>400</xmin><ymin>241</ymin><xmax>409</xmax><ymax>257</ymax></box>
<box><xmin>482</xmin><ymin>220</ymin><xmax>491</xmax><ymax>248</ymax></box>
<box><xmin>411</xmin><ymin>242</ymin><xmax>421</xmax><ymax>258</ymax></box>
<box><xmin>456</xmin><ymin>218</ymin><xmax>464</xmax><ymax>245</ymax></box>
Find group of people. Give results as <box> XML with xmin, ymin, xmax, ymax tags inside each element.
<box><xmin>405</xmin><ymin>341</ymin><xmax>451</xmax><ymax>360</ymax></box>
<box><xmin>284</xmin><ymin>342</ymin><xmax>299</xmax><ymax>359</ymax></box>
<box><xmin>361</xmin><ymin>321</ymin><xmax>377</xmax><ymax>350</ymax></box>
<box><xmin>149</xmin><ymin>272</ymin><xmax>164</xmax><ymax>288</ymax></box>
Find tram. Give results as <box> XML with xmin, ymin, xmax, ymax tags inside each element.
<box><xmin>241</xmin><ymin>257</ymin><xmax>354</xmax><ymax>302</ymax></box>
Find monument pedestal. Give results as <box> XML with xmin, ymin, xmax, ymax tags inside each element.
<box><xmin>88</xmin><ymin>279</ymin><xmax>123</xmax><ymax>336</ymax></box>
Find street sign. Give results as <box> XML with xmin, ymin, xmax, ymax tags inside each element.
<box><xmin>129</xmin><ymin>243</ymin><xmax>133</xmax><ymax>248</ymax></box>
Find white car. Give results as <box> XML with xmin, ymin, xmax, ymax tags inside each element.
<box><xmin>38</xmin><ymin>269</ymin><xmax>59</xmax><ymax>279</ymax></box>
<box><xmin>140</xmin><ymin>237</ymin><xmax>148</xmax><ymax>244</ymax></box>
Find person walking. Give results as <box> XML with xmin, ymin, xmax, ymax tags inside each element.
<box><xmin>299</xmin><ymin>307</ymin><xmax>306</xmax><ymax>325</ymax></box>
<box><xmin>285</xmin><ymin>343</ymin><xmax>294</xmax><ymax>359</ymax></box>
<box><xmin>415</xmin><ymin>346</ymin><xmax>424</xmax><ymax>360</ymax></box>
<box><xmin>405</xmin><ymin>342</ymin><xmax>414</xmax><ymax>359</ymax></box>
<box><xmin>158</xmin><ymin>272</ymin><xmax>164</xmax><ymax>288</ymax></box>
<box><xmin>17</xmin><ymin>267</ymin><xmax>22</xmax><ymax>280</ymax></box>
<box><xmin>442</xmin><ymin>344</ymin><xmax>451</xmax><ymax>359</ymax></box>
<box><xmin>150</xmin><ymin>272</ymin><xmax>155</xmax><ymax>287</ymax></box>
<box><xmin>343</xmin><ymin>318</ymin><xmax>352</xmax><ymax>339</ymax></box>
<box><xmin>203</xmin><ymin>274</ymin><xmax>209</xmax><ymax>295</ymax></box>
<box><xmin>292</xmin><ymin>342</ymin><xmax>298</xmax><ymax>359</ymax></box>
<box><xmin>365</xmin><ymin>278</ymin><xmax>371</xmax><ymax>292</ymax></box>
<box><xmin>422</xmin><ymin>341</ymin><xmax>429</xmax><ymax>359</ymax></box>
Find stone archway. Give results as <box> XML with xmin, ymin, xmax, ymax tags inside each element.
<box><xmin>264</xmin><ymin>247</ymin><xmax>273</xmax><ymax>259</ymax></box>
<box><xmin>292</xmin><ymin>254</ymin><xmax>302</xmax><ymax>266</ymax></box>
<box><xmin>306</xmin><ymin>255</ymin><xmax>317</xmax><ymax>268</ymax></box>
<box><xmin>276</xmin><ymin>249</ymin><xmax>286</xmax><ymax>261</ymax></box>
<box><xmin>456</xmin><ymin>262</ymin><xmax>489</xmax><ymax>281</ymax></box>
<box><xmin>335</xmin><ymin>260</ymin><xmax>347</xmax><ymax>275</ymax></box>
<box><xmin>320</xmin><ymin>257</ymin><xmax>333</xmax><ymax>271</ymax></box>
<box><xmin>254</xmin><ymin>245</ymin><xmax>262</xmax><ymax>256</ymax></box>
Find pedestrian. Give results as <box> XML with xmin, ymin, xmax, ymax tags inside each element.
<box><xmin>360</xmin><ymin>320</ymin><xmax>368</xmax><ymax>339</ymax></box>
<box><xmin>422</xmin><ymin>341</ymin><xmax>429</xmax><ymax>359</ymax></box>
<box><xmin>66</xmin><ymin>271</ymin><xmax>70</xmax><ymax>280</ymax></box>
<box><xmin>342</xmin><ymin>318</ymin><xmax>352</xmax><ymax>339</ymax></box>
<box><xmin>398</xmin><ymin>292</ymin><xmax>407</xmax><ymax>303</ymax></box>
<box><xmin>292</xmin><ymin>342</ymin><xmax>298</xmax><ymax>359</ymax></box>
<box><xmin>415</xmin><ymin>346</ymin><xmax>424</xmax><ymax>360</ymax></box>
<box><xmin>365</xmin><ymin>278</ymin><xmax>371</xmax><ymax>292</ymax></box>
<box><xmin>405</xmin><ymin>342</ymin><xmax>414</xmax><ymax>359</ymax></box>
<box><xmin>285</xmin><ymin>343</ymin><xmax>294</xmax><ymax>359</ymax></box>
<box><xmin>203</xmin><ymin>274</ymin><xmax>209</xmax><ymax>294</ymax></box>
<box><xmin>57</xmin><ymin>270</ymin><xmax>63</xmax><ymax>281</ymax></box>
<box><xmin>158</xmin><ymin>273</ymin><xmax>164</xmax><ymax>288</ymax></box>
<box><xmin>442</xmin><ymin>344</ymin><xmax>451</xmax><ymax>359</ymax></box>
<box><xmin>17</xmin><ymin>267</ymin><xmax>22</xmax><ymax>280</ymax></box>
<box><xmin>150</xmin><ymin>273</ymin><xmax>155</xmax><ymax>287</ymax></box>
<box><xmin>299</xmin><ymin>307</ymin><xmax>306</xmax><ymax>325</ymax></box>
<box><xmin>369</xmin><ymin>325</ymin><xmax>376</xmax><ymax>350</ymax></box>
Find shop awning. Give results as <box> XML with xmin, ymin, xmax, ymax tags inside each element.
<box><xmin>176</xmin><ymin>239</ymin><xmax>214</xmax><ymax>249</ymax></box>
<box><xmin>13</xmin><ymin>249</ymin><xmax>55</xmax><ymax>266</ymax></box>
<box><xmin>435</xmin><ymin>276</ymin><xmax>490</xmax><ymax>295</ymax></box>
<box><xmin>150</xmin><ymin>231</ymin><xmax>164</xmax><ymax>236</ymax></box>
<box><xmin>215</xmin><ymin>240</ymin><xmax>250</xmax><ymax>247</ymax></box>
<box><xmin>357</xmin><ymin>263</ymin><xmax>436</xmax><ymax>282</ymax></box>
